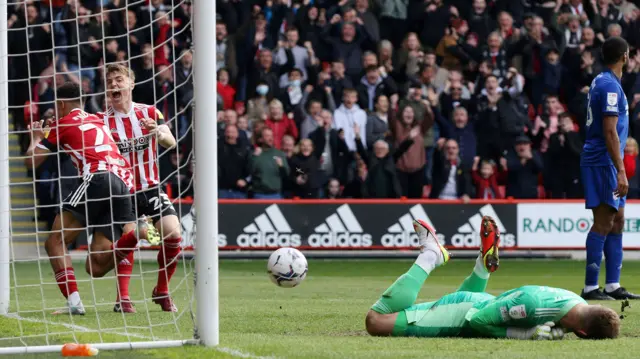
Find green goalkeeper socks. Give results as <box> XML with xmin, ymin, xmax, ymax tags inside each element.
<box><xmin>456</xmin><ymin>255</ymin><xmax>490</xmax><ymax>293</ymax></box>
<box><xmin>371</xmin><ymin>264</ymin><xmax>428</xmax><ymax>314</ymax></box>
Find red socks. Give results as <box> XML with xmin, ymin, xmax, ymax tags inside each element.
<box><xmin>156</xmin><ymin>237</ymin><xmax>182</xmax><ymax>294</ymax></box>
<box><xmin>115</xmin><ymin>251</ymin><xmax>134</xmax><ymax>301</ymax></box>
<box><xmin>114</xmin><ymin>230</ymin><xmax>138</xmax><ymax>261</ymax></box>
<box><xmin>55</xmin><ymin>267</ymin><xmax>78</xmax><ymax>299</ymax></box>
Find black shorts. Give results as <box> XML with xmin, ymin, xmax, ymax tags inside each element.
<box><xmin>133</xmin><ymin>186</ymin><xmax>178</xmax><ymax>224</ymax></box>
<box><xmin>62</xmin><ymin>172</ymin><xmax>136</xmax><ymax>241</ymax></box>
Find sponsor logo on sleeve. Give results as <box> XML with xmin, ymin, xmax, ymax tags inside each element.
<box><xmin>509</xmin><ymin>304</ymin><xmax>527</xmax><ymax>319</ymax></box>
<box><xmin>607</xmin><ymin>92</ymin><xmax>618</xmax><ymax>106</ymax></box>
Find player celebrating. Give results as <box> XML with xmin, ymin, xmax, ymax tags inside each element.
<box><xmin>580</xmin><ymin>36</ymin><xmax>640</xmax><ymax>300</ymax></box>
<box><xmin>365</xmin><ymin>219</ymin><xmax>620</xmax><ymax>340</ymax></box>
<box><xmin>25</xmin><ymin>82</ymin><xmax>146</xmax><ymax>315</ymax></box>
<box><xmin>101</xmin><ymin>64</ymin><xmax>180</xmax><ymax>313</ymax></box>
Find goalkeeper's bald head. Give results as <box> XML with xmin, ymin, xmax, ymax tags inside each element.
<box><xmin>577</xmin><ymin>305</ymin><xmax>620</xmax><ymax>340</ymax></box>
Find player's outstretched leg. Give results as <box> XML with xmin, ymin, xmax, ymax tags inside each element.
<box><xmin>367</xmin><ymin>219</ymin><xmax>449</xmax><ymax>336</ymax></box>
<box><xmin>152</xmin><ymin>215</ymin><xmax>182</xmax><ymax>312</ymax></box>
<box><xmin>370</xmin><ymin>219</ymin><xmax>449</xmax><ymax>315</ymax></box>
<box><xmin>457</xmin><ymin>216</ymin><xmax>500</xmax><ymax>293</ymax></box>
<box><xmin>46</xmin><ymin>211</ymin><xmax>85</xmax><ymax>315</ymax></box>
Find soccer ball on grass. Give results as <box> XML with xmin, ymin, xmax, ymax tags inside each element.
<box><xmin>267</xmin><ymin>247</ymin><xmax>308</xmax><ymax>288</ymax></box>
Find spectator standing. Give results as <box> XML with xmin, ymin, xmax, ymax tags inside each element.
<box><xmin>546</xmin><ymin>115</ymin><xmax>583</xmax><ymax>199</ymax></box>
<box><xmin>322</xmin><ymin>18</ymin><xmax>374</xmax><ymax>82</ymax></box>
<box><xmin>505</xmin><ymin>136</ymin><xmax>543</xmax><ymax>199</ymax></box>
<box><xmin>249</xmin><ymin>128</ymin><xmax>290</xmax><ymax>199</ymax></box>
<box><xmin>279</xmin><ymin>68</ymin><xmax>306</xmax><ymax>113</ymax></box>
<box><xmin>281</xmin><ymin>135</ymin><xmax>297</xmax><ymax>198</ymax></box>
<box><xmin>468</xmin><ymin>0</ymin><xmax>496</xmax><ymax>44</ymax></box>
<box><xmin>298</xmin><ymin>85</ymin><xmax>336</xmax><ymax>139</ymax></box>
<box><xmin>366</xmin><ymin>95</ymin><xmax>391</xmax><ymax>149</ymax></box>
<box><xmin>377</xmin><ymin>0</ymin><xmax>409</xmax><ymax>48</ymax></box>
<box><xmin>217</xmin><ymin>68</ymin><xmax>236</xmax><ymax>110</ymax></box>
<box><xmin>356</xmin><ymin>65</ymin><xmax>399</xmax><ymax>112</ymax></box>
<box><xmin>218</xmin><ymin>125</ymin><xmax>251</xmax><ymax>199</ymax></box>
<box><xmin>438</xmin><ymin>107</ymin><xmax>477</xmax><ymax>168</ymax></box>
<box><xmin>290</xmin><ymin>139</ymin><xmax>322</xmax><ymax>198</ymax></box>
<box><xmin>326</xmin><ymin>60</ymin><xmax>354</xmax><ymax>106</ymax></box>
<box><xmin>216</xmin><ymin>21</ymin><xmax>238</xmax><ymax>81</ymax></box>
<box><xmin>276</xmin><ymin>28</ymin><xmax>318</xmax><ymax>87</ymax></box>
<box><xmin>391</xmin><ymin>105</ymin><xmax>433</xmax><ymax>198</ymax></box>
<box><xmin>430</xmin><ymin>139</ymin><xmax>472</xmax><ymax>202</ymax></box>
<box><xmin>333</xmin><ymin>88</ymin><xmax>368</xmax><ymax>151</ymax></box>
<box><xmin>247</xmin><ymin>81</ymin><xmax>273</xmax><ymax>124</ymax></box>
<box><xmin>471</xmin><ymin>156</ymin><xmax>505</xmax><ymax>199</ymax></box>
<box><xmin>309</xmin><ymin>110</ymin><xmax>351</xmax><ymax>185</ymax></box>
<box><xmin>247</xmin><ymin>47</ymin><xmax>294</xmax><ymax>101</ymax></box>
<box><xmin>265</xmin><ymin>99</ymin><xmax>299</xmax><ymax>150</ymax></box>
<box><xmin>439</xmin><ymin>81</ymin><xmax>472</xmax><ymax>122</ymax></box>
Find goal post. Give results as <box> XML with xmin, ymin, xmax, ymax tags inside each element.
<box><xmin>193</xmin><ymin>0</ymin><xmax>219</xmax><ymax>348</ymax></box>
<box><xmin>194</xmin><ymin>0</ymin><xmax>219</xmax><ymax>346</ymax></box>
<box><xmin>0</xmin><ymin>0</ymin><xmax>11</xmax><ymax>316</ymax></box>
<box><xmin>0</xmin><ymin>0</ymin><xmax>218</xmax><ymax>353</ymax></box>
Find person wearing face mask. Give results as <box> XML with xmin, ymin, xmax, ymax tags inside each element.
<box><xmin>280</xmin><ymin>68</ymin><xmax>305</xmax><ymax>113</ymax></box>
<box><xmin>275</xmin><ymin>27</ymin><xmax>317</xmax><ymax>87</ymax></box>
<box><xmin>247</xmin><ymin>81</ymin><xmax>272</xmax><ymax>124</ymax></box>
<box><xmin>290</xmin><ymin>139</ymin><xmax>322</xmax><ymax>198</ymax></box>
<box><xmin>247</xmin><ymin>47</ymin><xmax>294</xmax><ymax>101</ymax></box>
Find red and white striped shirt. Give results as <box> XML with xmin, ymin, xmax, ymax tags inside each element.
<box><xmin>100</xmin><ymin>103</ymin><xmax>164</xmax><ymax>191</ymax></box>
<box><xmin>38</xmin><ymin>108</ymin><xmax>135</xmax><ymax>191</ymax></box>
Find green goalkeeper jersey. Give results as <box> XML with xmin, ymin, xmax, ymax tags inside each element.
<box><xmin>464</xmin><ymin>285</ymin><xmax>587</xmax><ymax>338</ymax></box>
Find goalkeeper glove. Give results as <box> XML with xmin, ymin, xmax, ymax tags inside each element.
<box><xmin>529</xmin><ymin>322</ymin><xmax>565</xmax><ymax>340</ymax></box>
<box><xmin>507</xmin><ymin>322</ymin><xmax>565</xmax><ymax>340</ymax></box>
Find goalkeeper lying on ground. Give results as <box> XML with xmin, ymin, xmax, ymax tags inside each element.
<box><xmin>366</xmin><ymin>217</ymin><xmax>620</xmax><ymax>340</ymax></box>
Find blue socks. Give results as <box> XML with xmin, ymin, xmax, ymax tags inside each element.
<box><xmin>585</xmin><ymin>231</ymin><xmax>606</xmax><ymax>289</ymax></box>
<box><xmin>604</xmin><ymin>233</ymin><xmax>623</xmax><ymax>287</ymax></box>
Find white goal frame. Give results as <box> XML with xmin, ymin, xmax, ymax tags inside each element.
<box><xmin>0</xmin><ymin>0</ymin><xmax>218</xmax><ymax>353</ymax></box>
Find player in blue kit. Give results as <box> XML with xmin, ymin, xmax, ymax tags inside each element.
<box><xmin>580</xmin><ymin>36</ymin><xmax>640</xmax><ymax>301</ymax></box>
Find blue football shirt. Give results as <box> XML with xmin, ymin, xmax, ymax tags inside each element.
<box><xmin>581</xmin><ymin>69</ymin><xmax>629</xmax><ymax>167</ymax></box>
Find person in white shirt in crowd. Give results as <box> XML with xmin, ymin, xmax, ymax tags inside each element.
<box><xmin>333</xmin><ymin>88</ymin><xmax>367</xmax><ymax>151</ymax></box>
<box><xmin>430</xmin><ymin>138</ymin><xmax>472</xmax><ymax>202</ymax></box>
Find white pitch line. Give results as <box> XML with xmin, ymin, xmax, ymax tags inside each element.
<box><xmin>216</xmin><ymin>347</ymin><xmax>280</xmax><ymax>359</ymax></box>
<box><xmin>2</xmin><ymin>314</ymin><xmax>280</xmax><ymax>359</ymax></box>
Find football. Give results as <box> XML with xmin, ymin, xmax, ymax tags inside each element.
<box><xmin>267</xmin><ymin>247</ymin><xmax>308</xmax><ymax>288</ymax></box>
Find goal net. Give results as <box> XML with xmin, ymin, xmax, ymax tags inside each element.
<box><xmin>0</xmin><ymin>0</ymin><xmax>217</xmax><ymax>354</ymax></box>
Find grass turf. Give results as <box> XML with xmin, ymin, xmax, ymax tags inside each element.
<box><xmin>1</xmin><ymin>259</ymin><xmax>639</xmax><ymax>358</ymax></box>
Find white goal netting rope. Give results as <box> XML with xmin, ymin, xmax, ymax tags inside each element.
<box><xmin>0</xmin><ymin>0</ymin><xmax>199</xmax><ymax>352</ymax></box>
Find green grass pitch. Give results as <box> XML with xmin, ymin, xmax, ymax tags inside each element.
<box><xmin>1</xmin><ymin>259</ymin><xmax>640</xmax><ymax>358</ymax></box>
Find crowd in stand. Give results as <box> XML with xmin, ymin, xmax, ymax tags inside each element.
<box><xmin>6</xmin><ymin>0</ymin><xmax>640</xmax><ymax>206</ymax></box>
<box><xmin>217</xmin><ymin>0</ymin><xmax>640</xmax><ymax>200</ymax></box>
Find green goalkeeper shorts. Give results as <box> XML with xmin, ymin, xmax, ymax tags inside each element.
<box><xmin>393</xmin><ymin>291</ymin><xmax>495</xmax><ymax>337</ymax></box>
